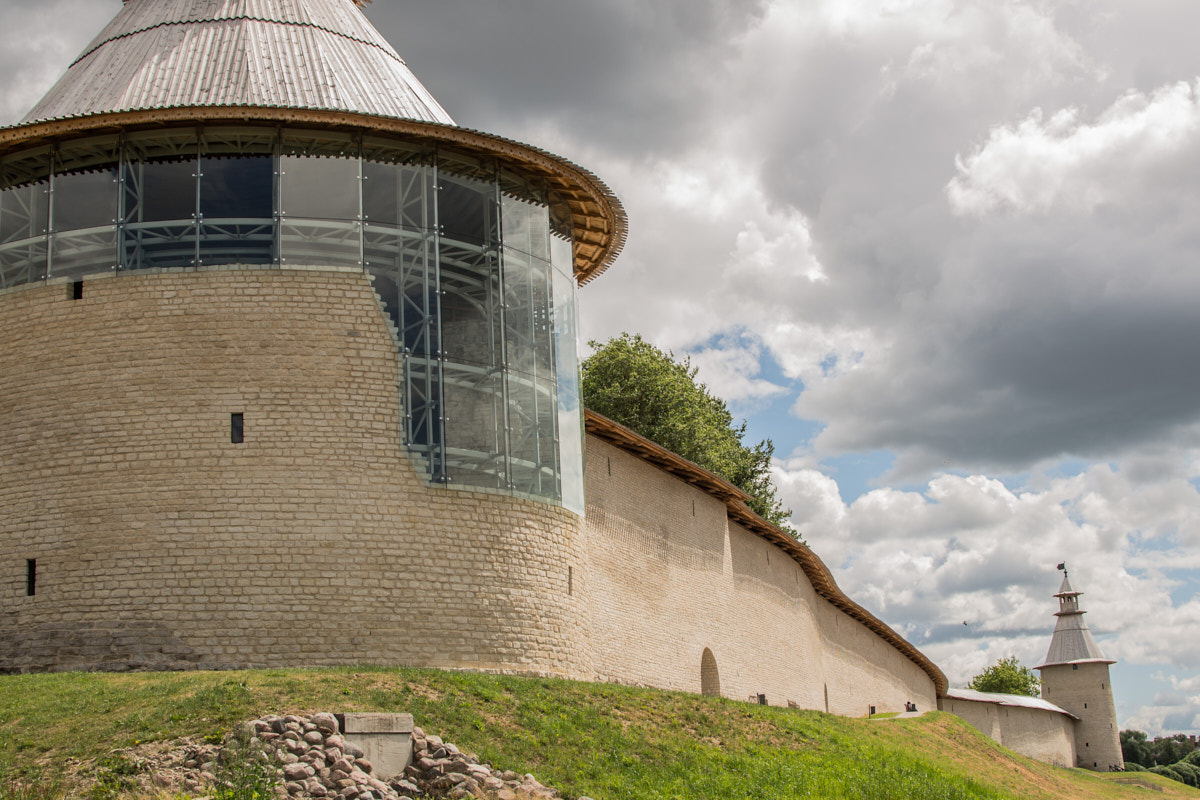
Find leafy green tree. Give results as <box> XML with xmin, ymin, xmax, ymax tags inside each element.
<box><xmin>581</xmin><ymin>334</ymin><xmax>792</xmax><ymax>527</ymax></box>
<box><xmin>1150</xmin><ymin>734</ymin><xmax>1197</xmax><ymax>768</ymax></box>
<box><xmin>1121</xmin><ymin>729</ymin><xmax>1151</xmax><ymax>767</ymax></box>
<box><xmin>966</xmin><ymin>656</ymin><xmax>1041</xmax><ymax>697</ymax></box>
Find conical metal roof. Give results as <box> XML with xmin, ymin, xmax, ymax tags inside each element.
<box><xmin>21</xmin><ymin>0</ymin><xmax>454</xmax><ymax>125</ymax></box>
<box><xmin>1036</xmin><ymin>574</ymin><xmax>1114</xmax><ymax>669</ymax></box>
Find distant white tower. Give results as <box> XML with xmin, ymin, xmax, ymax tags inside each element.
<box><xmin>1036</xmin><ymin>566</ymin><xmax>1124</xmax><ymax>771</ymax></box>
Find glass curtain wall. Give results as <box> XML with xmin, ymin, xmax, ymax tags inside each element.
<box><xmin>0</xmin><ymin>127</ymin><xmax>583</xmax><ymax>511</ymax></box>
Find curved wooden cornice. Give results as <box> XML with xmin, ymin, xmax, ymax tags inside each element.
<box><xmin>584</xmin><ymin>409</ymin><xmax>949</xmax><ymax>697</ymax></box>
<box><xmin>0</xmin><ymin>107</ymin><xmax>626</xmax><ymax>285</ymax></box>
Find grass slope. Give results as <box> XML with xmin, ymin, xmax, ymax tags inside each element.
<box><xmin>1</xmin><ymin>667</ymin><xmax>1196</xmax><ymax>800</ymax></box>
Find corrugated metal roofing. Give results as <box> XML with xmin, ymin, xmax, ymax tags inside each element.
<box><xmin>21</xmin><ymin>0</ymin><xmax>454</xmax><ymax>125</ymax></box>
<box><xmin>943</xmin><ymin>688</ymin><xmax>1078</xmax><ymax>718</ymax></box>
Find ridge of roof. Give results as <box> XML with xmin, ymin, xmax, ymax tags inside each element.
<box><xmin>70</xmin><ymin>15</ymin><xmax>399</xmax><ymax>71</ymax></box>
<box><xmin>583</xmin><ymin>409</ymin><xmax>949</xmax><ymax>697</ymax></box>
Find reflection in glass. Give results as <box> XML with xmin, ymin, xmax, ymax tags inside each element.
<box><xmin>438</xmin><ymin>175</ymin><xmax>496</xmax><ymax>245</ymax></box>
<box><xmin>51</xmin><ymin>229</ymin><xmax>118</xmax><ymax>280</ymax></box>
<box><xmin>1</xmin><ymin>181</ymin><xmax>49</xmax><ymax>244</ymax></box>
<box><xmin>280</xmin><ymin>156</ymin><xmax>360</xmax><ymax>220</ymax></box>
<box><xmin>126</xmin><ymin>158</ymin><xmax>197</xmax><ymax>223</ymax></box>
<box><xmin>200</xmin><ymin>156</ymin><xmax>273</xmax><ymax>220</ymax></box>
<box><xmin>0</xmin><ymin>239</ymin><xmax>47</xmax><ymax>288</ymax></box>
<box><xmin>122</xmin><ymin>222</ymin><xmax>196</xmax><ymax>270</ymax></box>
<box><xmin>53</xmin><ymin>169</ymin><xmax>118</xmax><ymax>231</ymax></box>
<box><xmin>280</xmin><ymin>220</ymin><xmax>360</xmax><ymax>268</ymax></box>
<box><xmin>363</xmin><ymin>162</ymin><xmax>432</xmax><ymax>229</ymax></box>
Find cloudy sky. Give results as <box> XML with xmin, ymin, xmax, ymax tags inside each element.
<box><xmin>5</xmin><ymin>0</ymin><xmax>1200</xmax><ymax>736</ymax></box>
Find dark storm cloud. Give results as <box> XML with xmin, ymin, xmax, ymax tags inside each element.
<box><xmin>366</xmin><ymin>0</ymin><xmax>767</xmax><ymax>154</ymax></box>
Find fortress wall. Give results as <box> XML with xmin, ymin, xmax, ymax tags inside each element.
<box><xmin>1041</xmin><ymin>662</ymin><xmax>1123</xmax><ymax>770</ymax></box>
<box><xmin>812</xmin><ymin>592</ymin><xmax>938</xmax><ymax>715</ymax></box>
<box><xmin>0</xmin><ymin>267</ymin><xmax>590</xmax><ymax>677</ymax></box>
<box><xmin>937</xmin><ymin>698</ymin><xmax>1076</xmax><ymax>768</ymax></box>
<box><xmin>583</xmin><ymin>437</ymin><xmax>936</xmax><ymax>711</ymax></box>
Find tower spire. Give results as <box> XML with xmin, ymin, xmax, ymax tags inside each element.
<box><xmin>1038</xmin><ymin>565</ymin><xmax>1113</xmax><ymax>668</ymax></box>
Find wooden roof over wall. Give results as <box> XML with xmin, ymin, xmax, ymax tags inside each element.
<box><xmin>584</xmin><ymin>409</ymin><xmax>949</xmax><ymax>697</ymax></box>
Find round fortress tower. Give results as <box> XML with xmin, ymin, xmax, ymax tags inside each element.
<box><xmin>1036</xmin><ymin>569</ymin><xmax>1124</xmax><ymax>771</ymax></box>
<box><xmin>0</xmin><ymin>0</ymin><xmax>624</xmax><ymax>673</ymax></box>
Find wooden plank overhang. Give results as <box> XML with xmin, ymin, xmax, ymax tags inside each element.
<box><xmin>584</xmin><ymin>409</ymin><xmax>950</xmax><ymax>697</ymax></box>
<box><xmin>0</xmin><ymin>108</ymin><xmax>626</xmax><ymax>285</ymax></box>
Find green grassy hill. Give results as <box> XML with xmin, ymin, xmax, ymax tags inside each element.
<box><xmin>1</xmin><ymin>667</ymin><xmax>1195</xmax><ymax>800</ymax></box>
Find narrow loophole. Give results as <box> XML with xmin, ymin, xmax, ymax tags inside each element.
<box><xmin>231</xmin><ymin>412</ymin><xmax>244</xmax><ymax>444</ymax></box>
<box><xmin>26</xmin><ymin>559</ymin><xmax>36</xmax><ymax>596</ymax></box>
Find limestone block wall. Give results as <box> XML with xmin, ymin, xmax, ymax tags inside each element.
<box><xmin>0</xmin><ymin>267</ymin><xmax>590</xmax><ymax>676</ymax></box>
<box><xmin>937</xmin><ymin>697</ymin><xmax>1076</xmax><ymax>767</ymax></box>
<box><xmin>1041</xmin><ymin>663</ymin><xmax>1124</xmax><ymax>770</ymax></box>
<box><xmin>582</xmin><ymin>437</ymin><xmax>937</xmax><ymax>713</ymax></box>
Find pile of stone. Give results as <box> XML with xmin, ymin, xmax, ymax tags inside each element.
<box><xmin>406</xmin><ymin>726</ymin><xmax>566</xmax><ymax>800</ymax></box>
<box><xmin>175</xmin><ymin>712</ymin><xmax>583</xmax><ymax>800</ymax></box>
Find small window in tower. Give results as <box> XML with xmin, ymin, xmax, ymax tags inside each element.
<box><xmin>1073</xmin><ymin>664</ymin><xmax>1079</xmax><ymax>670</ymax></box>
<box><xmin>231</xmin><ymin>413</ymin><xmax>244</xmax><ymax>444</ymax></box>
<box><xmin>1084</xmin><ymin>703</ymin><xmax>1087</xmax><ymax>709</ymax></box>
<box><xmin>26</xmin><ymin>559</ymin><xmax>36</xmax><ymax>596</ymax></box>
<box><xmin>72</xmin><ymin>280</ymin><xmax>83</xmax><ymax>300</ymax></box>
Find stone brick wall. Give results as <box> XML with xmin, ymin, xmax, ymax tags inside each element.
<box><xmin>937</xmin><ymin>697</ymin><xmax>1076</xmax><ymax>767</ymax></box>
<box><xmin>0</xmin><ymin>267</ymin><xmax>590</xmax><ymax>676</ymax></box>
<box><xmin>1041</xmin><ymin>662</ymin><xmax>1124</xmax><ymax>770</ymax></box>
<box><xmin>1</xmin><ymin>264</ymin><xmax>937</xmax><ymax>720</ymax></box>
<box><xmin>582</xmin><ymin>438</ymin><xmax>937</xmax><ymax>713</ymax></box>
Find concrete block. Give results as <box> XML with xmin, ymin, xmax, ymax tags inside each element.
<box><xmin>338</xmin><ymin>713</ymin><xmax>414</xmax><ymax>779</ymax></box>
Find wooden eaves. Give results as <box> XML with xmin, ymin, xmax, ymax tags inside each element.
<box><xmin>584</xmin><ymin>408</ymin><xmax>950</xmax><ymax>697</ymax></box>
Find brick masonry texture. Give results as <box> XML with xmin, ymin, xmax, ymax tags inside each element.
<box><xmin>0</xmin><ymin>268</ymin><xmax>589</xmax><ymax>676</ymax></box>
<box><xmin>0</xmin><ymin>266</ymin><xmax>935</xmax><ymax>716</ymax></box>
<box><xmin>583</xmin><ymin>438</ymin><xmax>937</xmax><ymax>713</ymax></box>
<box><xmin>1041</xmin><ymin>662</ymin><xmax>1124</xmax><ymax>770</ymax></box>
<box><xmin>937</xmin><ymin>697</ymin><xmax>1076</xmax><ymax>767</ymax></box>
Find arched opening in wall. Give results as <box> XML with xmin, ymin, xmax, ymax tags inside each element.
<box><xmin>701</xmin><ymin>648</ymin><xmax>721</xmax><ymax>697</ymax></box>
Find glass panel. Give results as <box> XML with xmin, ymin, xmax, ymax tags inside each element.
<box><xmin>362</xmin><ymin>136</ymin><xmax>430</xmax><ymax>167</ymax></box>
<box><xmin>56</xmin><ymin>135</ymin><xmax>121</xmax><ymax>175</ymax></box>
<box><xmin>439</xmin><ymin>243</ymin><xmax>500</xmax><ymax>370</ymax></box>
<box><xmin>281</xmin><ymin>130</ymin><xmax>357</xmax><ymax>159</ymax></box>
<box><xmin>505</xmin><ymin>371</ymin><xmax>538</xmax><ymax>494</ymax></box>
<box><xmin>363</xmin><ymin>162</ymin><xmax>433</xmax><ymax>230</ymax></box>
<box><xmin>550</xmin><ymin>234</ymin><xmax>573</xmax><ymax>280</ymax></box>
<box><xmin>279</xmin><ymin>156</ymin><xmax>360</xmax><ymax>220</ymax></box>
<box><xmin>0</xmin><ymin>239</ymin><xmax>47</xmax><ymax>288</ymax></box>
<box><xmin>279</xmin><ymin>220</ymin><xmax>360</xmax><ymax>267</ymax></box>
<box><xmin>0</xmin><ymin>146</ymin><xmax>52</xmax><ymax>192</ymax></box>
<box><xmin>442</xmin><ymin>363</ymin><xmax>506</xmax><ymax>490</ymax></box>
<box><xmin>1</xmin><ymin>181</ymin><xmax>49</xmax><ymax>244</ymax></box>
<box><xmin>124</xmin><ymin>158</ymin><xmax>196</xmax><ymax>224</ymax></box>
<box><xmin>365</xmin><ymin>228</ymin><xmax>437</xmax><ymax>351</ymax></box>
<box><xmin>121</xmin><ymin>222</ymin><xmax>196</xmax><ymax>270</ymax></box>
<box><xmin>501</xmin><ymin>195</ymin><xmax>550</xmax><ymax>261</ymax></box>
<box><xmin>53</xmin><ymin>168</ymin><xmax>119</xmax><ymax>231</ymax></box>
<box><xmin>200</xmin><ymin>156</ymin><xmax>273</xmax><ymax>220</ymax></box>
<box><xmin>438</xmin><ymin>174</ymin><xmax>497</xmax><ymax>246</ymax></box>
<box><xmin>50</xmin><ymin>228</ymin><xmax>118</xmax><ymax>280</ymax></box>
<box><xmin>199</xmin><ymin>221</ymin><xmax>275</xmax><ymax>266</ymax></box>
<box><xmin>202</xmin><ymin>127</ymin><xmax>276</xmax><ymax>158</ymax></box>
<box><xmin>553</xmin><ymin>262</ymin><xmax>584</xmax><ymax>513</ymax></box>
